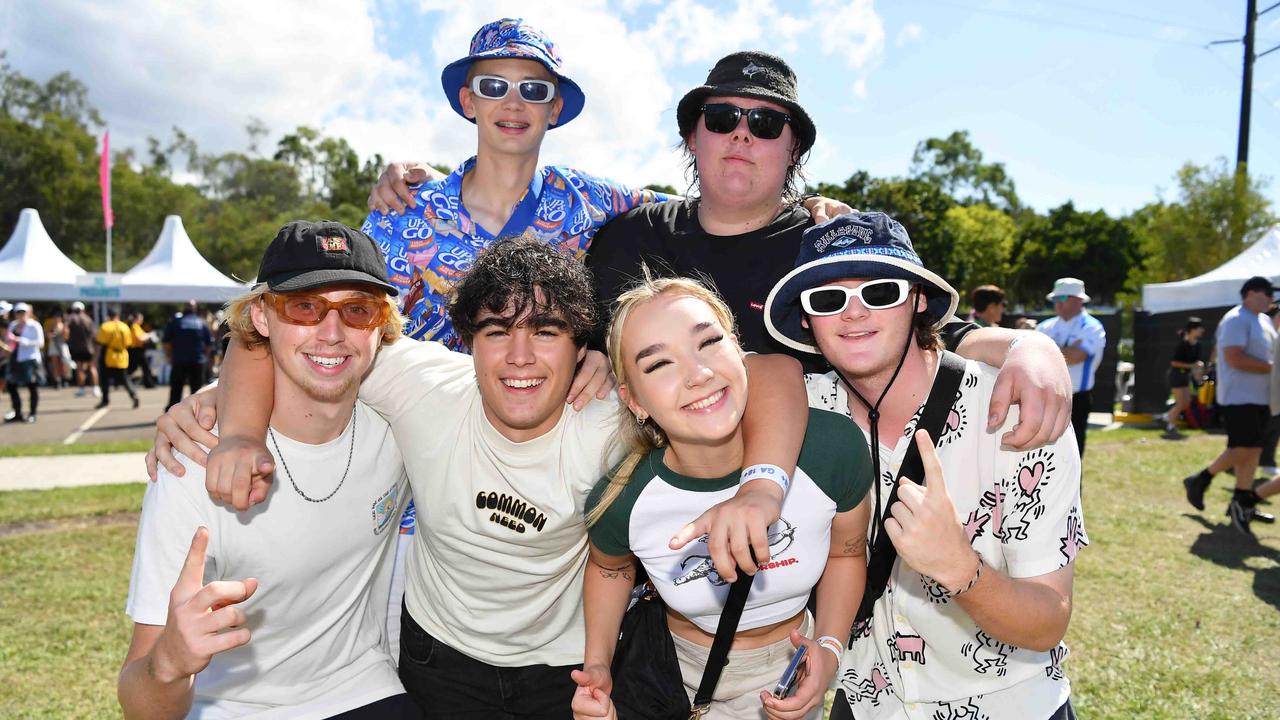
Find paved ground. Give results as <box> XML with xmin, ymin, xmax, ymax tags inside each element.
<box><xmin>0</xmin><ymin>383</ymin><xmax>174</xmax><ymax>446</ymax></box>
<box><xmin>0</xmin><ymin>452</ymin><xmax>148</xmax><ymax>491</ymax></box>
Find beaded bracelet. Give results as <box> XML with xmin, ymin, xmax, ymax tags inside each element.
<box><xmin>940</xmin><ymin>558</ymin><xmax>983</xmax><ymax>600</ymax></box>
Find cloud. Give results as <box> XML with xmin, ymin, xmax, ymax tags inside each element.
<box><xmin>896</xmin><ymin>23</ymin><xmax>924</xmax><ymax>47</ymax></box>
<box><xmin>4</xmin><ymin>0</ymin><xmax>417</xmax><ymax>171</ymax></box>
<box><xmin>3</xmin><ymin>0</ymin><xmax>887</xmax><ymax>190</ymax></box>
<box><xmin>812</xmin><ymin>0</ymin><xmax>885</xmax><ymax>71</ymax></box>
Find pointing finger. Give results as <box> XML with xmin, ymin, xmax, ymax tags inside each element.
<box><xmin>913</xmin><ymin>430</ymin><xmax>946</xmax><ymax>496</ymax></box>
<box><xmin>175</xmin><ymin>527</ymin><xmax>210</xmax><ymax>596</ymax></box>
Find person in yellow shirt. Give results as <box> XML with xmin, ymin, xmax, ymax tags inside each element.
<box><xmin>128</xmin><ymin>312</ymin><xmax>157</xmax><ymax>389</ymax></box>
<box><xmin>96</xmin><ymin>307</ymin><xmax>139</xmax><ymax>409</ymax></box>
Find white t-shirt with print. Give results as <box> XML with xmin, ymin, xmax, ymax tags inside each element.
<box><xmin>358</xmin><ymin>337</ymin><xmax>624</xmax><ymax>667</ymax></box>
<box><xmin>587</xmin><ymin>408</ymin><xmax>872</xmax><ymax>634</ymax></box>
<box><xmin>806</xmin><ymin>355</ymin><xmax>1088</xmax><ymax>720</ymax></box>
<box><xmin>126</xmin><ymin>401</ymin><xmax>410</xmax><ymax>719</ymax></box>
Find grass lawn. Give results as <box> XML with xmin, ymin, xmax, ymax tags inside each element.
<box><xmin>1</xmin><ymin>429</ymin><xmax>1277</xmax><ymax>718</ymax></box>
<box><xmin>0</xmin><ymin>438</ymin><xmax>153</xmax><ymax>458</ymax></box>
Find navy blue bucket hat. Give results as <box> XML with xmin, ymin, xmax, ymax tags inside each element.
<box><xmin>764</xmin><ymin>212</ymin><xmax>959</xmax><ymax>355</ymax></box>
<box><xmin>440</xmin><ymin>18</ymin><xmax>585</xmax><ymax>129</ymax></box>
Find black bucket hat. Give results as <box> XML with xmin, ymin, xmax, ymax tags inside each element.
<box><xmin>676</xmin><ymin>51</ymin><xmax>815</xmax><ymax>155</ymax></box>
<box><xmin>765</xmin><ymin>212</ymin><xmax>958</xmax><ymax>355</ymax></box>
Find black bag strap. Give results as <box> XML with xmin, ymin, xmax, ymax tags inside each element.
<box><xmin>690</xmin><ymin>563</ymin><xmax>757</xmax><ymax>715</ymax></box>
<box><xmin>854</xmin><ymin>350</ymin><xmax>966</xmax><ymax>627</ymax></box>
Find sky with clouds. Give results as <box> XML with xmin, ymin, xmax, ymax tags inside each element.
<box><xmin>2</xmin><ymin>0</ymin><xmax>1278</xmax><ymax>216</ymax></box>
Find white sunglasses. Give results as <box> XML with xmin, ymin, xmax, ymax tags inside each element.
<box><xmin>800</xmin><ymin>279</ymin><xmax>913</xmax><ymax>316</ymax></box>
<box><xmin>470</xmin><ymin>75</ymin><xmax>556</xmax><ymax>104</ymax></box>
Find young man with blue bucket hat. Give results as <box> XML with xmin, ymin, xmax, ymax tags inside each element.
<box><xmin>361</xmin><ymin>18</ymin><xmax>674</xmax><ymax>350</ymax></box>
<box><xmin>765</xmin><ymin>213</ymin><xmax>1086</xmax><ymax>720</ymax></box>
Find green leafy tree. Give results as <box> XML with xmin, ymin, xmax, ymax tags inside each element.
<box><xmin>1127</xmin><ymin>159</ymin><xmax>1276</xmax><ymax>288</ymax></box>
<box><xmin>813</xmin><ymin>171</ymin><xmax>958</xmax><ymax>280</ymax></box>
<box><xmin>1011</xmin><ymin>202</ymin><xmax>1137</xmax><ymax>306</ymax></box>
<box><xmin>909</xmin><ymin>130</ymin><xmax>1019</xmax><ymax>211</ymax></box>
<box><xmin>941</xmin><ymin>204</ymin><xmax>1017</xmax><ymax>297</ymax></box>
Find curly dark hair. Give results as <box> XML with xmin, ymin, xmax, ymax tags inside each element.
<box><xmin>448</xmin><ymin>239</ymin><xmax>598</xmax><ymax>349</ymax></box>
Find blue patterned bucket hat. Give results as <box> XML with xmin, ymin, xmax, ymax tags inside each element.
<box><xmin>440</xmin><ymin>18</ymin><xmax>585</xmax><ymax>129</ymax></box>
<box><xmin>764</xmin><ymin>212</ymin><xmax>959</xmax><ymax>355</ymax></box>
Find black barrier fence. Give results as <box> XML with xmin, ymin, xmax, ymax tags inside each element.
<box><xmin>1132</xmin><ymin>307</ymin><xmax>1231</xmax><ymax>415</ymax></box>
<box><xmin>1014</xmin><ymin>312</ymin><xmax>1122</xmax><ymax>413</ymax></box>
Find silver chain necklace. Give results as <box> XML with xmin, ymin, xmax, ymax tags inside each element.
<box><xmin>268</xmin><ymin>407</ymin><xmax>356</xmax><ymax>503</ymax></box>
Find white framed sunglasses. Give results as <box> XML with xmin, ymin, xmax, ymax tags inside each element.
<box><xmin>800</xmin><ymin>279</ymin><xmax>913</xmax><ymax>316</ymax></box>
<box><xmin>470</xmin><ymin>74</ymin><xmax>557</xmax><ymax>104</ymax></box>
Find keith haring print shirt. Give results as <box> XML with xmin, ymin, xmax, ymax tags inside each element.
<box><xmin>805</xmin><ymin>355</ymin><xmax>1087</xmax><ymax>720</ymax></box>
<box><xmin>362</xmin><ymin>158</ymin><xmax>673</xmax><ymax>349</ymax></box>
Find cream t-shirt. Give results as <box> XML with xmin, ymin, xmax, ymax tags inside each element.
<box><xmin>359</xmin><ymin>338</ymin><xmax>623</xmax><ymax>667</ymax></box>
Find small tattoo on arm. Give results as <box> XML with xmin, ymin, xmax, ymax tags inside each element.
<box><xmin>841</xmin><ymin>535</ymin><xmax>867</xmax><ymax>557</ymax></box>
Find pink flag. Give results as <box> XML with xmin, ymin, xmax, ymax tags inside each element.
<box><xmin>99</xmin><ymin>131</ymin><xmax>113</xmax><ymax>229</ymax></box>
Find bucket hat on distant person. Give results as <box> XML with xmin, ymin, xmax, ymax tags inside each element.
<box><xmin>440</xmin><ymin>18</ymin><xmax>585</xmax><ymax>128</ymax></box>
<box><xmin>1046</xmin><ymin>278</ymin><xmax>1090</xmax><ymax>303</ymax></box>
<box><xmin>765</xmin><ymin>212</ymin><xmax>958</xmax><ymax>355</ymax></box>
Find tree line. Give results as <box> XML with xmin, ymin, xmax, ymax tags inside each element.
<box><xmin>2</xmin><ymin>54</ymin><xmax>1274</xmax><ymax>308</ymax></box>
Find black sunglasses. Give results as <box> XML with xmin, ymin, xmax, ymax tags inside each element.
<box><xmin>701</xmin><ymin>103</ymin><xmax>791</xmax><ymax>140</ymax></box>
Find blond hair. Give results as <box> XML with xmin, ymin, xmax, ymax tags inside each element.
<box><xmin>222</xmin><ymin>284</ymin><xmax>405</xmax><ymax>351</ymax></box>
<box><xmin>585</xmin><ymin>273</ymin><xmax>741</xmax><ymax>527</ymax></box>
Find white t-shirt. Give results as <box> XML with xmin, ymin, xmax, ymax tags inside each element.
<box><xmin>358</xmin><ymin>337</ymin><xmax>623</xmax><ymax>667</ymax></box>
<box><xmin>126</xmin><ymin>401</ymin><xmax>409</xmax><ymax>719</ymax></box>
<box><xmin>807</xmin><ymin>356</ymin><xmax>1088</xmax><ymax>720</ymax></box>
<box><xmin>587</xmin><ymin>408</ymin><xmax>872</xmax><ymax>634</ymax></box>
<box><xmin>1036</xmin><ymin>310</ymin><xmax>1106</xmax><ymax>394</ymax></box>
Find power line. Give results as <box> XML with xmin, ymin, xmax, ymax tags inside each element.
<box><xmin>915</xmin><ymin>0</ymin><xmax>1253</xmax><ymax>48</ymax></box>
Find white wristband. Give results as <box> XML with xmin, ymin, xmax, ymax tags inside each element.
<box><xmin>739</xmin><ymin>463</ymin><xmax>790</xmax><ymax>493</ymax></box>
<box><xmin>816</xmin><ymin>635</ymin><xmax>844</xmax><ymax>662</ymax></box>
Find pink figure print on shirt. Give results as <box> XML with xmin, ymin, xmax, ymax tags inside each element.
<box><xmin>936</xmin><ymin>393</ymin><xmax>967</xmax><ymax>449</ymax></box>
<box><xmin>1005</xmin><ymin>448</ymin><xmax>1056</xmax><ymax>539</ymax></box>
<box><xmin>1059</xmin><ymin>513</ymin><xmax>1084</xmax><ymax>564</ymax></box>
<box><xmin>841</xmin><ymin>662</ymin><xmax>893</xmax><ymax>707</ymax></box>
<box><xmin>888</xmin><ymin>632</ymin><xmax>926</xmax><ymax>665</ymax></box>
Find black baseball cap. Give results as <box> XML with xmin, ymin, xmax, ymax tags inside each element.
<box><xmin>257</xmin><ymin>221</ymin><xmax>397</xmax><ymax>296</ymax></box>
<box><xmin>1240</xmin><ymin>275</ymin><xmax>1277</xmax><ymax>296</ymax></box>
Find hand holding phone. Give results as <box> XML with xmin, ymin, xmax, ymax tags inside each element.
<box><xmin>772</xmin><ymin>644</ymin><xmax>807</xmax><ymax>699</ymax></box>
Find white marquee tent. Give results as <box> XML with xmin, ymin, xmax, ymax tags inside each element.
<box><xmin>1141</xmin><ymin>227</ymin><xmax>1280</xmax><ymax>314</ymax></box>
<box><xmin>0</xmin><ymin>208</ymin><xmax>87</xmax><ymax>301</ymax></box>
<box><xmin>121</xmin><ymin>215</ymin><xmax>246</xmax><ymax>303</ymax></box>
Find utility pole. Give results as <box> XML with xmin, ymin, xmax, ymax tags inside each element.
<box><xmin>1238</xmin><ymin>0</ymin><xmax>1257</xmax><ymax>171</ymax></box>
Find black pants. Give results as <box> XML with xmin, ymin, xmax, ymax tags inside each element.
<box><xmin>7</xmin><ymin>383</ymin><xmax>37</xmax><ymax>418</ymax></box>
<box><xmin>128</xmin><ymin>348</ymin><xmax>155</xmax><ymax>388</ymax></box>
<box><xmin>398</xmin><ymin>606</ymin><xmax>576</xmax><ymax>719</ymax></box>
<box><xmin>7</xmin><ymin>359</ymin><xmax>39</xmax><ymax>418</ymax></box>
<box><xmin>1071</xmin><ymin>390</ymin><xmax>1091</xmax><ymax>458</ymax></box>
<box><xmin>168</xmin><ymin>362</ymin><xmax>206</xmax><ymax>410</ymax></box>
<box><xmin>326</xmin><ymin>693</ymin><xmax>422</xmax><ymax>719</ymax></box>
<box><xmin>1260</xmin><ymin>413</ymin><xmax>1280</xmax><ymax>468</ymax></box>
<box><xmin>100</xmin><ymin>367</ymin><xmax>136</xmax><ymax>403</ymax></box>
